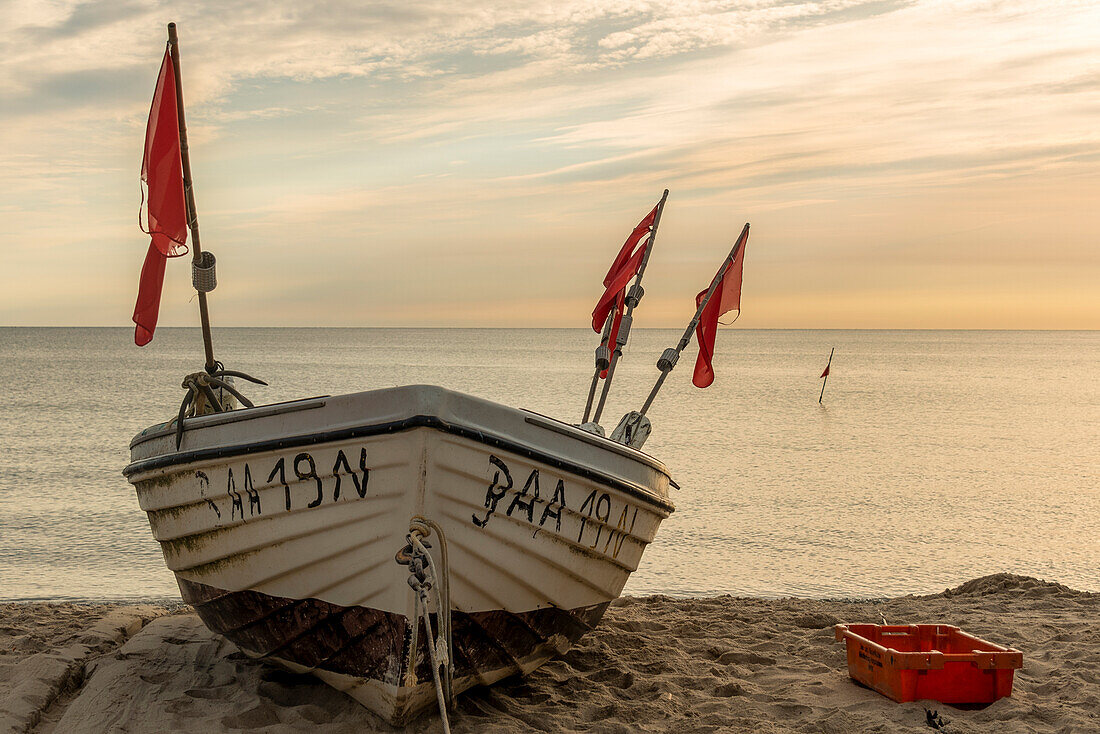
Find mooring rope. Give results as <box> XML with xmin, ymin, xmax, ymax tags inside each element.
<box><xmin>170</xmin><ymin>364</ymin><xmax>268</xmax><ymax>448</ymax></box>
<box><xmin>397</xmin><ymin>519</ymin><xmax>454</xmax><ymax>732</ymax></box>
<box><xmin>411</xmin><ymin>516</ymin><xmax>453</xmax><ymax>705</ymax></box>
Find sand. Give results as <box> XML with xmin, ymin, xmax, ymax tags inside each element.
<box><xmin>1</xmin><ymin>574</ymin><xmax>1096</xmax><ymax>733</ymax></box>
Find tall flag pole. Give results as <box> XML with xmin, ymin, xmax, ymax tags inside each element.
<box><xmin>588</xmin><ymin>190</ymin><xmax>669</xmax><ymax>425</ymax></box>
<box><xmin>133</xmin><ymin>24</ymin><xmax>217</xmax><ymax>372</ymax></box>
<box><xmin>167</xmin><ymin>23</ymin><xmax>217</xmax><ymax>373</ymax></box>
<box><xmin>819</xmin><ymin>347</ymin><xmax>834</xmax><ymax>404</ymax></box>
<box><xmin>638</xmin><ymin>223</ymin><xmax>749</xmax><ymax>417</ymax></box>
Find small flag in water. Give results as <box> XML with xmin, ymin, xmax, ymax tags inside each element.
<box><xmin>591</xmin><ymin>202</ymin><xmax>659</xmax><ymax>376</ymax></box>
<box><xmin>819</xmin><ymin>347</ymin><xmax>834</xmax><ymax>403</ymax></box>
<box><xmin>133</xmin><ymin>47</ymin><xmax>189</xmax><ymax>347</ymax></box>
<box><xmin>692</xmin><ymin>226</ymin><xmax>749</xmax><ymax>388</ymax></box>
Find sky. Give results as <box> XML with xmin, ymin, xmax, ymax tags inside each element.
<box><xmin>1</xmin><ymin>0</ymin><xmax>1097</xmax><ymax>329</ymax></box>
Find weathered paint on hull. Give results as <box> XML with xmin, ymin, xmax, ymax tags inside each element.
<box><xmin>179</xmin><ymin>577</ymin><xmax>607</xmax><ymax>724</ymax></box>
<box><xmin>125</xmin><ymin>386</ymin><xmax>673</xmax><ymax>724</ymax></box>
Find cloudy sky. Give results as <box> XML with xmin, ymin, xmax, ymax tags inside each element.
<box><xmin>1</xmin><ymin>0</ymin><xmax>1097</xmax><ymax>328</ymax></box>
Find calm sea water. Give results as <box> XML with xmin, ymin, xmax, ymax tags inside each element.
<box><xmin>1</xmin><ymin>328</ymin><xmax>1097</xmax><ymax>601</ymax></box>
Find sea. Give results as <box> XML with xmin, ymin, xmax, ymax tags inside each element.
<box><xmin>1</xmin><ymin>327</ymin><xmax>1097</xmax><ymax>602</ymax></box>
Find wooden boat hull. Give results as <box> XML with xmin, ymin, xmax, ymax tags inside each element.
<box><xmin>124</xmin><ymin>385</ymin><xmax>674</xmax><ymax>724</ymax></box>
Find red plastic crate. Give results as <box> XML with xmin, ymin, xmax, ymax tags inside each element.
<box><xmin>835</xmin><ymin>624</ymin><xmax>1023</xmax><ymax>704</ymax></box>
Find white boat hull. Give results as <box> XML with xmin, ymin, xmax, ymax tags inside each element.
<box><xmin>125</xmin><ymin>385</ymin><xmax>673</xmax><ymax>724</ymax></box>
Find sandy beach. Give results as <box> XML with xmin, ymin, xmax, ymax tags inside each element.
<box><xmin>0</xmin><ymin>574</ymin><xmax>1095</xmax><ymax>733</ymax></box>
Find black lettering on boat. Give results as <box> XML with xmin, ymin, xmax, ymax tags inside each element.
<box><xmin>294</xmin><ymin>453</ymin><xmax>323</xmax><ymax>509</ymax></box>
<box><xmin>196</xmin><ymin>470</ymin><xmax>220</xmax><ymax>518</ymax></box>
<box><xmin>578</xmin><ymin>490</ymin><xmax>615</xmax><ymax>548</ymax></box>
<box><xmin>507</xmin><ymin>469</ymin><xmax>540</xmax><ymax>524</ymax></box>
<box><xmin>577</xmin><ymin>489</ymin><xmax>597</xmax><ymax>543</ymax></box>
<box><xmin>332</xmin><ymin>448</ymin><xmax>369</xmax><ymax>501</ymax></box>
<box><xmin>267</xmin><ymin>458</ymin><xmax>291</xmax><ymax>511</ymax></box>
<box><xmin>472</xmin><ymin>455</ymin><xmax>512</xmax><ymax>528</ymax></box>
<box><xmin>591</xmin><ymin>493</ymin><xmax>611</xmax><ymax>549</ymax></box>
<box><xmin>226</xmin><ymin>468</ymin><xmax>244</xmax><ymax>520</ymax></box>
<box><xmin>610</xmin><ymin>505</ymin><xmax>638</xmax><ymax>559</ymax></box>
<box><xmin>242</xmin><ymin>464</ymin><xmax>261</xmax><ymax>516</ymax></box>
<box><xmin>539</xmin><ymin>479</ymin><xmax>567</xmax><ymax>532</ymax></box>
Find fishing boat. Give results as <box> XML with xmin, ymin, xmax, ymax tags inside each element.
<box><xmin>125</xmin><ymin>23</ymin><xmax>751</xmax><ymax>727</ymax></box>
<box><xmin>123</xmin><ymin>25</ymin><xmax>674</xmax><ymax>725</ymax></box>
<box><xmin>123</xmin><ymin>384</ymin><xmax>674</xmax><ymax>724</ymax></box>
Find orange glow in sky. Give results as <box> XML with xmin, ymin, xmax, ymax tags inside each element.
<box><xmin>1</xmin><ymin>1</ymin><xmax>1097</xmax><ymax>328</ymax></box>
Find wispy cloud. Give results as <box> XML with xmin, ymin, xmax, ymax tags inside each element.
<box><xmin>0</xmin><ymin>0</ymin><xmax>1097</xmax><ymax>327</ymax></box>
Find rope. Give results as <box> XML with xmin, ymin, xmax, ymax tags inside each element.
<box><xmin>171</xmin><ymin>367</ymin><xmax>268</xmax><ymax>449</ymax></box>
<box><xmin>410</xmin><ymin>534</ymin><xmax>451</xmax><ymax>734</ymax></box>
<box><xmin>411</xmin><ymin>516</ymin><xmax>453</xmax><ymax>706</ymax></box>
<box><xmin>417</xmin><ymin>594</ymin><xmax>450</xmax><ymax>734</ymax></box>
<box><xmin>397</xmin><ymin>519</ymin><xmax>454</xmax><ymax>731</ymax></box>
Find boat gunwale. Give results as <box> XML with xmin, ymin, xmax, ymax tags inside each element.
<box><xmin>124</xmin><ymin>413</ymin><xmax>676</xmax><ymax>514</ymax></box>
<box><xmin>129</xmin><ymin>395</ymin><xmax>329</xmax><ymax>450</ymax></box>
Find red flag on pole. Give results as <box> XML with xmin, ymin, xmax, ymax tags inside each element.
<box><xmin>591</xmin><ymin>245</ymin><xmax>643</xmax><ymax>332</ymax></box>
<box><xmin>602</xmin><ymin>204</ymin><xmax>657</xmax><ymax>288</ymax></box>
<box><xmin>692</xmin><ymin>230</ymin><xmax>748</xmax><ymax>388</ymax></box>
<box><xmin>591</xmin><ymin>204</ymin><xmax>658</xmax><ymax>334</ymax></box>
<box><xmin>133</xmin><ymin>47</ymin><xmax>189</xmax><ymax>347</ymax></box>
<box><xmin>589</xmin><ymin>203</ymin><xmax>659</xmax><ymax>378</ymax></box>
<box><xmin>820</xmin><ymin>364</ymin><xmax>830</xmax><ymax>378</ymax></box>
<box><xmin>590</xmin><ymin>203</ymin><xmax>658</xmax><ymax>378</ymax></box>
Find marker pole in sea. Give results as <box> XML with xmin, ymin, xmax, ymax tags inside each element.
<box><xmin>819</xmin><ymin>347</ymin><xmax>834</xmax><ymax>404</ymax></box>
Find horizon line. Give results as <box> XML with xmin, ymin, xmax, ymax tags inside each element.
<box><xmin>2</xmin><ymin>326</ymin><xmax>1098</xmax><ymax>332</ymax></box>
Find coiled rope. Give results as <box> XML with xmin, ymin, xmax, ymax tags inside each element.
<box><xmin>171</xmin><ymin>364</ymin><xmax>268</xmax><ymax>448</ymax></box>
<box><xmin>396</xmin><ymin>518</ymin><xmax>453</xmax><ymax>732</ymax></box>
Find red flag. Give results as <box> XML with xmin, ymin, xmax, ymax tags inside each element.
<box><xmin>133</xmin><ymin>47</ymin><xmax>189</xmax><ymax>347</ymax></box>
<box><xmin>820</xmin><ymin>364</ymin><xmax>830</xmax><ymax>378</ymax></box>
<box><xmin>591</xmin><ymin>243</ymin><xmax>644</xmax><ymax>333</ymax></box>
<box><xmin>692</xmin><ymin>228</ymin><xmax>749</xmax><ymax>388</ymax></box>
<box><xmin>591</xmin><ymin>203</ymin><xmax>658</xmax><ymax>333</ymax></box>
<box><xmin>603</xmin><ymin>204</ymin><xmax>657</xmax><ymax>288</ymax></box>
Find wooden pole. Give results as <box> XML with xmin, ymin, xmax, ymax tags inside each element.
<box><xmin>591</xmin><ymin>189</ymin><xmax>669</xmax><ymax>424</ymax></box>
<box><xmin>638</xmin><ymin>222</ymin><xmax>749</xmax><ymax>416</ymax></box>
<box><xmin>819</xmin><ymin>347</ymin><xmax>834</xmax><ymax>404</ymax></box>
<box><xmin>167</xmin><ymin>23</ymin><xmax>216</xmax><ymax>373</ymax></box>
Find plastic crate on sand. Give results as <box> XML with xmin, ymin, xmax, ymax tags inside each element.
<box><xmin>834</xmin><ymin>623</ymin><xmax>1023</xmax><ymax>705</ymax></box>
